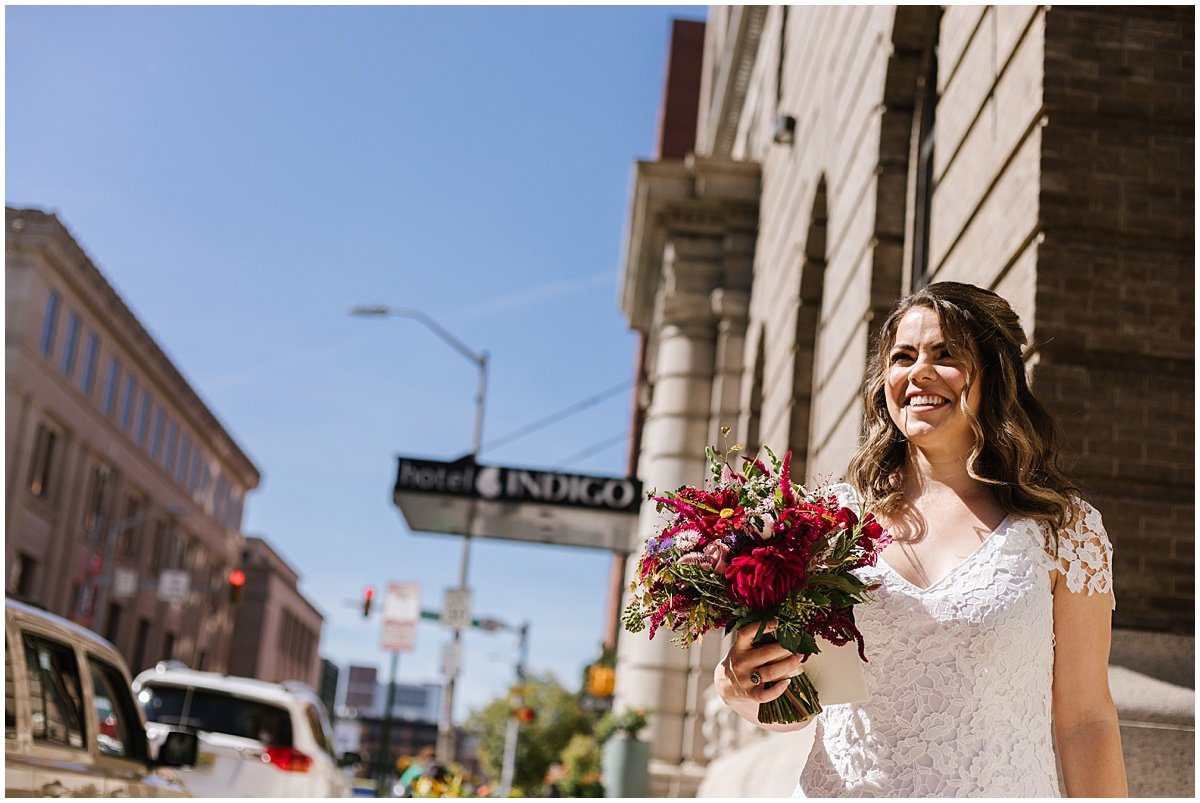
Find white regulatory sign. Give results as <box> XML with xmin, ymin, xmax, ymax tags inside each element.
<box><xmin>441</xmin><ymin>588</ymin><xmax>472</xmax><ymax>630</ymax></box>
<box><xmin>157</xmin><ymin>570</ymin><xmax>190</xmax><ymax>603</ymax></box>
<box><xmin>113</xmin><ymin>568</ymin><xmax>138</xmax><ymax>599</ymax></box>
<box><xmin>441</xmin><ymin>640</ymin><xmax>462</xmax><ymax>678</ymax></box>
<box><xmin>381</xmin><ymin>582</ymin><xmax>421</xmax><ymax>653</ymax></box>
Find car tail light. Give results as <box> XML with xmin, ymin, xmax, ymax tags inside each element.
<box><xmin>263</xmin><ymin>746</ymin><xmax>313</xmax><ymax>773</ymax></box>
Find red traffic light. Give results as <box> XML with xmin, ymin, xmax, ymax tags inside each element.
<box><xmin>515</xmin><ymin>706</ymin><xmax>535</xmax><ymax>724</ymax></box>
<box><xmin>228</xmin><ymin>569</ymin><xmax>246</xmax><ymax>605</ymax></box>
<box><xmin>362</xmin><ymin>587</ymin><xmax>375</xmax><ymax>618</ymax></box>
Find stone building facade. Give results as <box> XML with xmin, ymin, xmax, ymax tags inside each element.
<box><xmin>616</xmin><ymin>6</ymin><xmax>1193</xmax><ymax>796</ymax></box>
<box><xmin>5</xmin><ymin>206</ymin><xmax>261</xmax><ymax>674</ymax></box>
<box><xmin>228</xmin><ymin>536</ymin><xmax>325</xmax><ymax>687</ymax></box>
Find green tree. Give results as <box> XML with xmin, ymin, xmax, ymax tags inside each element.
<box><xmin>464</xmin><ymin>673</ymin><xmax>594</xmax><ymax>795</ymax></box>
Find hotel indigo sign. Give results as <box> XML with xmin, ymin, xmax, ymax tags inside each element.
<box><xmin>394</xmin><ymin>456</ymin><xmax>641</xmax><ymax>513</ymax></box>
<box><xmin>392</xmin><ymin>455</ymin><xmax>643</xmax><ymax>552</ymax></box>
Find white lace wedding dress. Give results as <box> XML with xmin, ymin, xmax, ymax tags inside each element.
<box><xmin>795</xmin><ymin>484</ymin><xmax>1115</xmax><ymax>798</ymax></box>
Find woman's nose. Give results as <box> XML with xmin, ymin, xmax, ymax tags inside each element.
<box><xmin>909</xmin><ymin>354</ymin><xmax>938</xmax><ymax>383</ymax></box>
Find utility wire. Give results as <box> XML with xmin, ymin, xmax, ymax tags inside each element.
<box><xmin>551</xmin><ymin>433</ymin><xmax>629</xmax><ymax>471</ymax></box>
<box><xmin>481</xmin><ymin>379</ymin><xmax>633</xmax><ymax>454</ymax></box>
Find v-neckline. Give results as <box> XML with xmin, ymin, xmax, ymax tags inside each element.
<box><xmin>879</xmin><ymin>514</ymin><xmax>1014</xmax><ymax>593</ymax></box>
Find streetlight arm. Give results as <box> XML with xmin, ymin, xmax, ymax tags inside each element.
<box><xmin>349</xmin><ymin>305</ymin><xmax>484</xmax><ymax>368</ymax></box>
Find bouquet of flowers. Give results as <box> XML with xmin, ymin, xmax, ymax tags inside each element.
<box><xmin>622</xmin><ymin>431</ymin><xmax>891</xmax><ymax>724</ymax></box>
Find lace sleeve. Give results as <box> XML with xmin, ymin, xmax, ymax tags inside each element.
<box><xmin>826</xmin><ymin>482</ymin><xmax>861</xmax><ymax>513</ymax></box>
<box><xmin>1053</xmin><ymin>497</ymin><xmax>1115</xmax><ymax>610</ymax></box>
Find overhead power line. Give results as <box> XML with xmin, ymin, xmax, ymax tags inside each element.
<box><xmin>552</xmin><ymin>433</ymin><xmax>629</xmax><ymax>471</ymax></box>
<box><xmin>481</xmin><ymin>379</ymin><xmax>633</xmax><ymax>454</ymax></box>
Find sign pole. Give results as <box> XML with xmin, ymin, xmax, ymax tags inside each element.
<box><xmin>376</xmin><ymin>651</ymin><xmax>400</xmax><ymax>798</ymax></box>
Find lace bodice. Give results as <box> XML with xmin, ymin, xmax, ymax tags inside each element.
<box><xmin>796</xmin><ymin>485</ymin><xmax>1115</xmax><ymax>798</ymax></box>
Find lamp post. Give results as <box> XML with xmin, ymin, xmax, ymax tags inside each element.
<box><xmin>349</xmin><ymin>304</ymin><xmax>488</xmax><ymax>765</ymax></box>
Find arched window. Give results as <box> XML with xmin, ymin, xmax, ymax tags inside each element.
<box><xmin>789</xmin><ymin>177</ymin><xmax>828</xmax><ymax>481</ymax></box>
<box><xmin>905</xmin><ymin>12</ymin><xmax>941</xmax><ymax>292</ymax></box>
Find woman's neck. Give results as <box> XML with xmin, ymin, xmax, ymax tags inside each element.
<box><xmin>902</xmin><ymin>445</ymin><xmax>989</xmax><ymax>502</ymax></box>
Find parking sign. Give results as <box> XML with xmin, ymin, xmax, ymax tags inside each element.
<box><xmin>381</xmin><ymin>582</ymin><xmax>420</xmax><ymax>653</ymax></box>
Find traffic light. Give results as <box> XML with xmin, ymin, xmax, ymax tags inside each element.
<box><xmin>362</xmin><ymin>587</ymin><xmax>375</xmax><ymax>618</ymax></box>
<box><xmin>514</xmin><ymin>706</ymin><xmax>535</xmax><ymax>724</ymax></box>
<box><xmin>228</xmin><ymin>569</ymin><xmax>246</xmax><ymax>605</ymax></box>
<box><xmin>587</xmin><ymin>665</ymin><xmax>615</xmax><ymax>698</ymax></box>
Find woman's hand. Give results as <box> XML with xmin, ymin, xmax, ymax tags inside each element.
<box><xmin>714</xmin><ymin>621</ymin><xmax>814</xmax><ymax>732</ymax></box>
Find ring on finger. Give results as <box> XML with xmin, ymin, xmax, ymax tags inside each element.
<box><xmin>749</xmin><ymin>671</ymin><xmax>762</xmax><ymax>686</ymax></box>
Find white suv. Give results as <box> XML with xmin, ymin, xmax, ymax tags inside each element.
<box><xmin>133</xmin><ymin>664</ymin><xmax>353</xmax><ymax>798</ymax></box>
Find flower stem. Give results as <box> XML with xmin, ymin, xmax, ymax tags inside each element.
<box><xmin>757</xmin><ymin>672</ymin><xmax>822</xmax><ymax>725</ymax></box>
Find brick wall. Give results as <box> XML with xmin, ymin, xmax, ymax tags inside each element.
<box><xmin>1036</xmin><ymin>6</ymin><xmax>1194</xmax><ymax>630</ymax></box>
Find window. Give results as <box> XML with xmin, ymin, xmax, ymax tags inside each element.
<box><xmin>104</xmin><ymin>603</ymin><xmax>123</xmax><ymax>646</ymax></box>
<box><xmin>5</xmin><ymin>637</ymin><xmax>15</xmax><ymax>739</ymax></box>
<box><xmin>132</xmin><ymin>619</ymin><xmax>150</xmax><ymax>673</ymax></box>
<box><xmin>136</xmin><ymin>391</ymin><xmax>152</xmax><ymax>446</ymax></box>
<box><xmin>10</xmin><ymin>553</ymin><xmax>36</xmax><ymax>598</ymax></box>
<box><xmin>906</xmin><ymin>13</ymin><xmax>941</xmax><ymax>292</ymax></box>
<box><xmin>120</xmin><ymin>375</ymin><xmax>137</xmax><ymax>431</ymax></box>
<box><xmin>88</xmin><ymin>657</ymin><xmax>142</xmax><ymax>760</ymax></box>
<box><xmin>82</xmin><ymin>465</ymin><xmax>110</xmax><ymax>534</ymax></box>
<box><xmin>28</xmin><ymin>423</ymin><xmax>58</xmax><ymax>500</ymax></box>
<box><xmin>22</xmin><ymin>632</ymin><xmax>86</xmax><ymax>749</ymax></box>
<box><xmin>139</xmin><ymin>684</ymin><xmax>293</xmax><ymax>747</ymax></box>
<box><xmin>40</xmin><ymin>290</ymin><xmax>61</xmax><ymax>357</ymax></box>
<box><xmin>176</xmin><ymin>435</ymin><xmax>192</xmax><ymax>486</ymax></box>
<box><xmin>163</xmin><ymin>422</ymin><xmax>178</xmax><ymax>473</ymax></box>
<box><xmin>161</xmin><ymin>633</ymin><xmax>176</xmax><ymax>663</ymax></box>
<box><xmin>150</xmin><ymin>408</ymin><xmax>165</xmax><ymax>460</ymax></box>
<box><xmin>116</xmin><ymin>495</ymin><xmax>144</xmax><ymax>560</ymax></box>
<box><xmin>80</xmin><ymin>333</ymin><xmax>100</xmax><ymax>397</ymax></box>
<box><xmin>61</xmin><ymin>312</ymin><xmax>81</xmax><ymax>378</ymax></box>
<box><xmin>305</xmin><ymin>704</ymin><xmax>334</xmax><ymax>756</ymax></box>
<box><xmin>188</xmin><ymin>448</ymin><xmax>203</xmax><ymax>495</ymax></box>
<box><xmin>103</xmin><ymin>357</ymin><xmax>121</xmax><ymax>417</ymax></box>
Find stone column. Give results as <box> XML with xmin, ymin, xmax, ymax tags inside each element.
<box><xmin>614</xmin><ymin>234</ymin><xmax>721</xmax><ymax>796</ymax></box>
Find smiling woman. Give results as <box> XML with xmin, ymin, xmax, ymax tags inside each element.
<box><xmin>714</xmin><ymin>282</ymin><xmax>1127</xmax><ymax>798</ymax></box>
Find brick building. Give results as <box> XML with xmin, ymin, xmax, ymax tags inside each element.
<box><xmin>228</xmin><ymin>536</ymin><xmax>325</xmax><ymax>687</ymax></box>
<box><xmin>5</xmin><ymin>207</ymin><xmax>261</xmax><ymax>674</ymax></box>
<box><xmin>615</xmin><ymin>6</ymin><xmax>1193</xmax><ymax>796</ymax></box>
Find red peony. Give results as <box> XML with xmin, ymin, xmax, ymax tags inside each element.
<box><xmin>724</xmin><ymin>546</ymin><xmax>808</xmax><ymax>610</ymax></box>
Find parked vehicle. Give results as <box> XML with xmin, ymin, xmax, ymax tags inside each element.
<box><xmin>4</xmin><ymin>597</ymin><xmax>197</xmax><ymax>797</ymax></box>
<box><xmin>133</xmin><ymin>664</ymin><xmax>354</xmax><ymax>797</ymax></box>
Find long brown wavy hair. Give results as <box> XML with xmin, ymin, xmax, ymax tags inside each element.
<box><xmin>847</xmin><ymin>282</ymin><xmax>1078</xmax><ymax>549</ymax></box>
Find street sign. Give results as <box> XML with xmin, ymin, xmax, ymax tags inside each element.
<box><xmin>113</xmin><ymin>569</ymin><xmax>138</xmax><ymax>599</ymax></box>
<box><xmin>441</xmin><ymin>588</ymin><xmax>472</xmax><ymax>630</ymax></box>
<box><xmin>381</xmin><ymin>582</ymin><xmax>420</xmax><ymax>653</ymax></box>
<box><xmin>157</xmin><ymin>570</ymin><xmax>190</xmax><ymax>603</ymax></box>
<box><xmin>441</xmin><ymin>640</ymin><xmax>462</xmax><ymax>678</ymax></box>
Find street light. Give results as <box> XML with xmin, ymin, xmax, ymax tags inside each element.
<box><xmin>348</xmin><ymin>303</ymin><xmax>488</xmax><ymax>764</ymax></box>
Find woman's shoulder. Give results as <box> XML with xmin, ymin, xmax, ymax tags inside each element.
<box><xmin>1047</xmin><ymin>495</ymin><xmax>1116</xmax><ymax>607</ymax></box>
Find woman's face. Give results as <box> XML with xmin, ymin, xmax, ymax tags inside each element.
<box><xmin>884</xmin><ymin>306</ymin><xmax>981</xmax><ymax>453</ymax></box>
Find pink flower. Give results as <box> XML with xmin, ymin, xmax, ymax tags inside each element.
<box><xmin>703</xmin><ymin>541</ymin><xmax>731</xmax><ymax>574</ymax></box>
<box><xmin>724</xmin><ymin>546</ymin><xmax>808</xmax><ymax>610</ymax></box>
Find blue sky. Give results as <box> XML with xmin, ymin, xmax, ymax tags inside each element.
<box><xmin>6</xmin><ymin>5</ymin><xmax>706</xmax><ymax>720</ymax></box>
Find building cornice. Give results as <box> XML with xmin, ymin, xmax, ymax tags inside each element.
<box><xmin>6</xmin><ymin>207</ymin><xmax>261</xmax><ymax>488</ymax></box>
<box><xmin>619</xmin><ymin>156</ymin><xmax>761</xmax><ymax>333</ymax></box>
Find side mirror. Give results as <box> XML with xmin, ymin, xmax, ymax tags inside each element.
<box><xmin>155</xmin><ymin>730</ymin><xmax>199</xmax><ymax>768</ymax></box>
<box><xmin>338</xmin><ymin>751</ymin><xmax>363</xmax><ymax>767</ymax></box>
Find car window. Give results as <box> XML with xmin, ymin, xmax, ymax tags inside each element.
<box><xmin>87</xmin><ymin>658</ymin><xmax>138</xmax><ymax>759</ymax></box>
<box><xmin>304</xmin><ymin>704</ymin><xmax>332</xmax><ymax>755</ymax></box>
<box><xmin>5</xmin><ymin>634</ymin><xmax>16</xmax><ymax>740</ymax></box>
<box><xmin>22</xmin><ymin>632</ymin><xmax>86</xmax><ymax>750</ymax></box>
<box><xmin>139</xmin><ymin>684</ymin><xmax>293</xmax><ymax>747</ymax></box>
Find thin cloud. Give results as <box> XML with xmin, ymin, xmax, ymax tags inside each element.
<box><xmin>456</xmin><ymin>271</ymin><xmax>616</xmax><ymax>320</ymax></box>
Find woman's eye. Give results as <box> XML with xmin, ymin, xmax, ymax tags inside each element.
<box><xmin>889</xmin><ymin>353</ymin><xmax>912</xmax><ymax>364</ymax></box>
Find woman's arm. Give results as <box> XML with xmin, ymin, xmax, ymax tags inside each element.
<box><xmin>714</xmin><ymin>621</ymin><xmax>815</xmax><ymax>733</ymax></box>
<box><xmin>1050</xmin><ymin>573</ymin><xmax>1127</xmax><ymax>796</ymax></box>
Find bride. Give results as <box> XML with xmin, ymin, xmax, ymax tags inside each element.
<box><xmin>714</xmin><ymin>282</ymin><xmax>1127</xmax><ymax>797</ymax></box>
